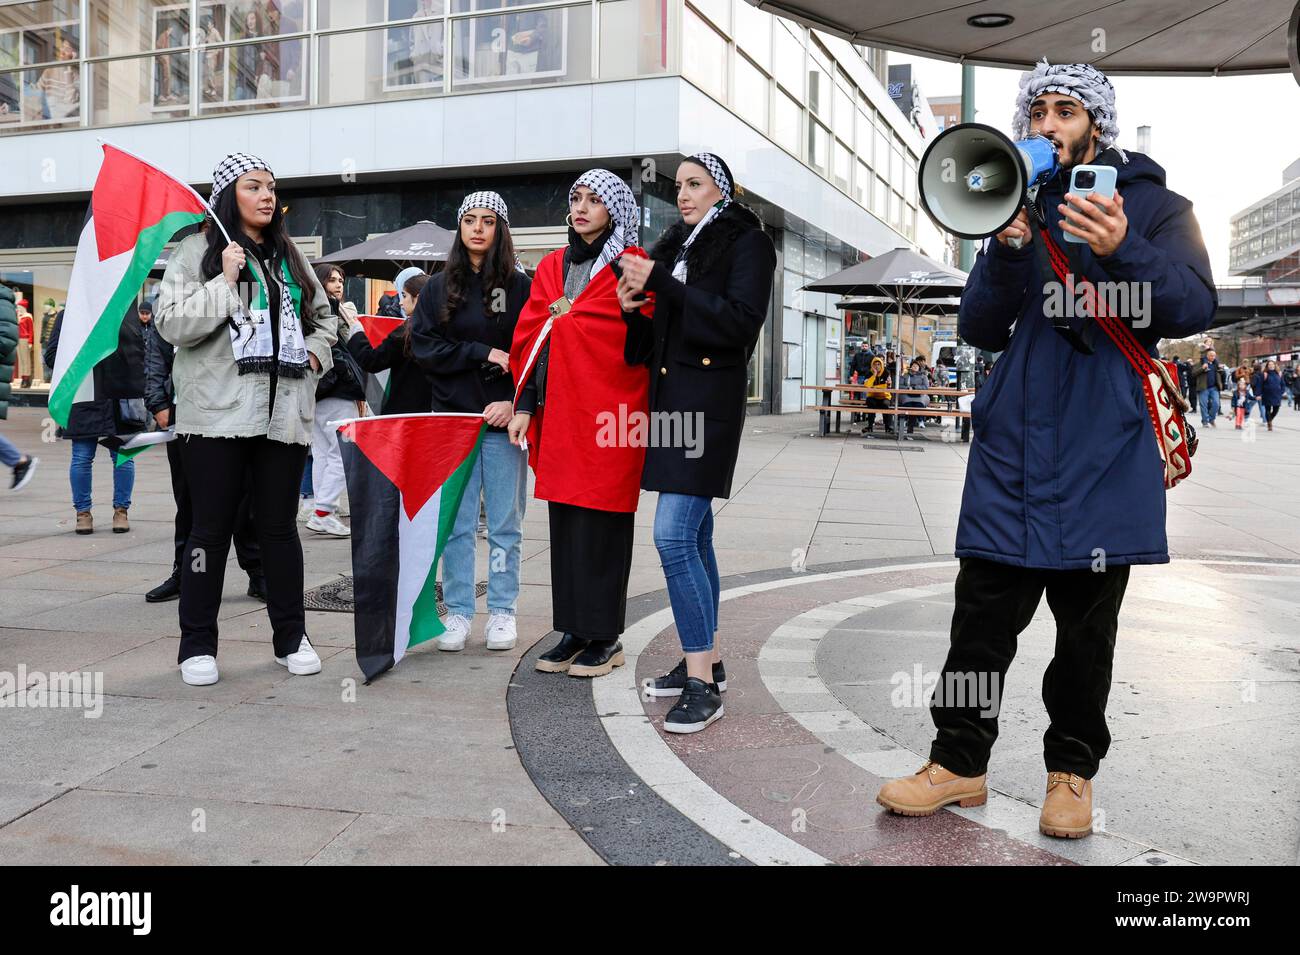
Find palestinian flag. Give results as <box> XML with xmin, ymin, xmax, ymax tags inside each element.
<box><xmin>337</xmin><ymin>412</ymin><xmax>486</xmax><ymax>682</ymax></box>
<box><xmin>48</xmin><ymin>144</ymin><xmax>208</xmax><ymax>428</ymax></box>
<box><xmin>355</xmin><ymin>313</ymin><xmax>405</xmax><ymax>413</ymax></box>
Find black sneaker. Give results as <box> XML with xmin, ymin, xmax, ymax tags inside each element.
<box><xmin>11</xmin><ymin>455</ymin><xmax>37</xmax><ymax>492</ymax></box>
<box><xmin>645</xmin><ymin>658</ymin><xmax>727</xmax><ymax>698</ymax></box>
<box><xmin>663</xmin><ymin>678</ymin><xmax>724</xmax><ymax>734</ymax></box>
<box><xmin>145</xmin><ymin>575</ymin><xmax>181</xmax><ymax>603</ymax></box>
<box><xmin>535</xmin><ymin>632</ymin><xmax>589</xmax><ymax>673</ymax></box>
<box><xmin>246</xmin><ymin>575</ymin><xmax>267</xmax><ymax>602</ymax></box>
<box><xmin>567</xmin><ymin>640</ymin><xmax>625</xmax><ymax>678</ymax></box>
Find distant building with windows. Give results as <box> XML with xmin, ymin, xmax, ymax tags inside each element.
<box><xmin>1230</xmin><ymin>158</ymin><xmax>1300</xmax><ymax>283</ymax></box>
<box><xmin>0</xmin><ymin>0</ymin><xmax>943</xmax><ymax>414</ymax></box>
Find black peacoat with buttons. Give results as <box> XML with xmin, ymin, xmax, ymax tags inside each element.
<box><xmin>624</xmin><ymin>201</ymin><xmax>776</xmax><ymax>499</ymax></box>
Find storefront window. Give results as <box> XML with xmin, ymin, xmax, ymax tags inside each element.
<box><xmin>599</xmin><ymin>0</ymin><xmax>670</xmax><ymax>79</ymax></box>
<box><xmin>683</xmin><ymin>6</ymin><xmax>726</xmax><ymax>100</ymax></box>
<box><xmin>199</xmin><ymin>36</ymin><xmax>307</xmax><ymax>112</ymax></box>
<box><xmin>0</xmin><ymin>1</ymin><xmax>80</xmax><ymax>133</ymax></box>
<box><xmin>451</xmin><ymin>3</ymin><xmax>591</xmax><ymax>90</ymax></box>
<box><xmin>319</xmin><ymin>21</ymin><xmax>444</xmax><ymax>104</ymax></box>
<box><xmin>1</xmin><ymin>264</ymin><xmax>73</xmax><ymax>391</ymax></box>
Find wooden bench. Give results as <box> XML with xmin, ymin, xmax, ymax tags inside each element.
<box><xmin>803</xmin><ymin>384</ymin><xmax>973</xmax><ymax>441</ymax></box>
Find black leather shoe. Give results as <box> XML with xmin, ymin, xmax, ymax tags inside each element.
<box><xmin>247</xmin><ymin>576</ymin><xmax>267</xmax><ymax>601</ymax></box>
<box><xmin>567</xmin><ymin>640</ymin><xmax>625</xmax><ymax>678</ymax></box>
<box><xmin>535</xmin><ymin>633</ymin><xmax>589</xmax><ymax>673</ymax></box>
<box><xmin>663</xmin><ymin>678</ymin><xmax>724</xmax><ymax>734</ymax></box>
<box><xmin>644</xmin><ymin>658</ymin><xmax>727</xmax><ymax>698</ymax></box>
<box><xmin>145</xmin><ymin>575</ymin><xmax>180</xmax><ymax>603</ymax></box>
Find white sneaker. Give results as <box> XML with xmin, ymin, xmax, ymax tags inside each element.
<box><xmin>438</xmin><ymin>614</ymin><xmax>471</xmax><ymax>652</ymax></box>
<box><xmin>297</xmin><ymin>498</ymin><xmax>316</xmax><ymax>523</ymax></box>
<box><xmin>485</xmin><ymin>612</ymin><xmax>517</xmax><ymax>651</ymax></box>
<box><xmin>306</xmin><ymin>512</ymin><xmax>350</xmax><ymax>537</ymax></box>
<box><xmin>275</xmin><ymin>637</ymin><xmax>322</xmax><ymax>675</ymax></box>
<box><xmin>180</xmin><ymin>654</ymin><xmax>219</xmax><ymax>686</ymax></box>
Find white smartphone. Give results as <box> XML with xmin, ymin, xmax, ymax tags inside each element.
<box><xmin>1063</xmin><ymin>164</ymin><xmax>1117</xmax><ymax>243</ymax></box>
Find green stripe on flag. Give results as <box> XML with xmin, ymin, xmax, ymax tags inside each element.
<box><xmin>408</xmin><ymin>425</ymin><xmax>486</xmax><ymax>648</ymax></box>
<box><xmin>49</xmin><ymin>209</ymin><xmax>206</xmax><ymax>428</ymax></box>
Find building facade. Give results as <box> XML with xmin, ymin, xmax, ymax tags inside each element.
<box><xmin>0</xmin><ymin>0</ymin><xmax>940</xmax><ymax>413</ymax></box>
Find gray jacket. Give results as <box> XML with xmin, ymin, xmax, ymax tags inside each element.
<box><xmin>153</xmin><ymin>233</ymin><xmax>335</xmax><ymax>445</ymax></box>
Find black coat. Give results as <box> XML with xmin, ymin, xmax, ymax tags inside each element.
<box><xmin>629</xmin><ymin>201</ymin><xmax>776</xmax><ymax>499</ymax></box>
<box><xmin>345</xmin><ymin>324</ymin><xmax>433</xmax><ymax>415</ymax></box>
<box><xmin>44</xmin><ymin>309</ymin><xmax>147</xmax><ymax>440</ymax></box>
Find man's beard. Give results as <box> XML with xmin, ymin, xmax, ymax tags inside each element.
<box><xmin>1050</xmin><ymin>126</ymin><xmax>1095</xmax><ymax>169</ymax></box>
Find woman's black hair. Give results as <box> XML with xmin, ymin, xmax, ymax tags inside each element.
<box><xmin>402</xmin><ymin>272</ymin><xmax>431</xmax><ymax>357</ymax></box>
<box><xmin>200</xmin><ymin>179</ymin><xmax>318</xmax><ymax>331</ymax></box>
<box><xmin>440</xmin><ymin>210</ymin><xmax>517</xmax><ymax>325</ymax></box>
<box><xmin>313</xmin><ymin>263</ymin><xmax>344</xmax><ymax>299</ymax></box>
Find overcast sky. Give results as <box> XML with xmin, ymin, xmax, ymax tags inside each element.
<box><xmin>893</xmin><ymin>55</ymin><xmax>1300</xmax><ymax>287</ymax></box>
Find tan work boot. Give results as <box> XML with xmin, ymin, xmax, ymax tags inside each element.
<box><xmin>75</xmin><ymin>511</ymin><xmax>93</xmax><ymax>535</ymax></box>
<box><xmin>876</xmin><ymin>760</ymin><xmax>987</xmax><ymax>816</ymax></box>
<box><xmin>1039</xmin><ymin>771</ymin><xmax>1093</xmax><ymax>838</ymax></box>
<box><xmin>112</xmin><ymin>506</ymin><xmax>130</xmax><ymax>533</ymax></box>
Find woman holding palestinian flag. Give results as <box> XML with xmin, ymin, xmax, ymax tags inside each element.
<box><xmin>508</xmin><ymin>170</ymin><xmax>653</xmax><ymax>679</ymax></box>
<box><xmin>153</xmin><ymin>152</ymin><xmax>337</xmax><ymax>687</ymax></box>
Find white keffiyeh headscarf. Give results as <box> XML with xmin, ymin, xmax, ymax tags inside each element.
<box><xmin>457</xmin><ymin>190</ymin><xmax>509</xmax><ymax>224</ymax></box>
<box><xmin>1012</xmin><ymin>59</ymin><xmax>1125</xmax><ymax>160</ymax></box>
<box><xmin>568</xmin><ymin>168</ymin><xmax>638</xmax><ymax>282</ymax></box>
<box><xmin>211</xmin><ymin>152</ymin><xmax>311</xmax><ymax>377</ymax></box>
<box><xmin>672</xmin><ymin>152</ymin><xmax>735</xmax><ymax>282</ymax></box>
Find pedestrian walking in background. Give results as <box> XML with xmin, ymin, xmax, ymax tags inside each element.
<box><xmin>1258</xmin><ymin>359</ymin><xmax>1284</xmax><ymax>431</ymax></box>
<box><xmin>1230</xmin><ymin>376</ymin><xmax>1255</xmax><ymax>429</ymax></box>
<box><xmin>0</xmin><ymin>285</ymin><xmax>39</xmax><ymax>491</ymax></box>
<box><xmin>1195</xmin><ymin>348</ymin><xmax>1225</xmax><ymax>427</ymax></box>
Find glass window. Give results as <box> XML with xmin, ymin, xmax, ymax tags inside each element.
<box><xmin>833</xmin><ymin>138</ymin><xmax>850</xmax><ymax>191</ymax></box>
<box><xmin>682</xmin><ymin>6</ymin><xmax>726</xmax><ymax>100</ymax></box>
<box><xmin>731</xmin><ymin>0</ymin><xmax>770</xmax><ymax>71</ymax></box>
<box><xmin>198</xmin><ymin>36</ymin><xmax>307</xmax><ymax>112</ymax></box>
<box><xmin>600</xmin><ymin>0</ymin><xmax>670</xmax><ymax>79</ymax></box>
<box><xmin>855</xmin><ymin>159</ymin><xmax>870</xmax><ymax>206</ymax></box>
<box><xmin>834</xmin><ymin>77</ymin><xmax>853</xmax><ymax>146</ymax></box>
<box><xmin>806</xmin><ymin>49</ymin><xmax>825</xmax><ymax>117</ymax></box>
<box><xmin>773</xmin><ymin>89</ymin><xmax>800</xmax><ymax>156</ymax></box>
<box><xmin>85</xmin><ymin>1</ymin><xmax>202</xmax><ymax>57</ymax></box>
<box><xmin>733</xmin><ymin>53</ymin><xmax>767</xmax><ymax>131</ymax></box>
<box><xmin>772</xmin><ymin>19</ymin><xmax>802</xmax><ymax>96</ymax></box>
<box><xmin>689</xmin><ymin>0</ymin><xmax>730</xmax><ymax>34</ymax></box>
<box><xmin>904</xmin><ymin>156</ymin><xmax>916</xmax><ymax>204</ymax></box>
<box><xmin>91</xmin><ymin>51</ymin><xmax>193</xmax><ymax>125</ymax></box>
<box><xmin>1</xmin><ymin>1</ymin><xmax>79</xmax><ymax>68</ymax></box>
<box><xmin>892</xmin><ymin>189</ymin><xmax>905</xmax><ymax>230</ymax></box>
<box><xmin>874</xmin><ymin>176</ymin><xmax>887</xmax><ymax>219</ymax></box>
<box><xmin>319</xmin><ymin>22</ymin><xmax>444</xmax><ymax>104</ymax></box>
<box><xmin>855</xmin><ymin>108</ymin><xmax>872</xmax><ymax>166</ymax></box>
<box><xmin>1264</xmin><ymin>201</ymin><xmax>1277</xmax><ymax>225</ymax></box>
<box><xmin>0</xmin><ymin>262</ymin><xmax>72</xmax><ymax>390</ymax></box>
<box><xmin>452</xmin><ymin>3</ymin><xmax>591</xmax><ymax>91</ymax></box>
<box><xmin>808</xmin><ymin>119</ymin><xmax>828</xmax><ymax>173</ymax></box>
<box><xmin>223</xmin><ymin>1</ymin><xmax>306</xmax><ymax>42</ymax></box>
<box><xmin>784</xmin><ymin>233</ymin><xmax>804</xmax><ymax>274</ymax></box>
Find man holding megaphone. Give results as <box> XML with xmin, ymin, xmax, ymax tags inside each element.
<box><xmin>878</xmin><ymin>60</ymin><xmax>1216</xmax><ymax>838</ymax></box>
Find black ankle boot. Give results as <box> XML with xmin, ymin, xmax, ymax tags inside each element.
<box><xmin>645</xmin><ymin>659</ymin><xmax>727</xmax><ymax>698</ymax></box>
<box><xmin>535</xmin><ymin>632</ymin><xmax>589</xmax><ymax>673</ymax></box>
<box><xmin>663</xmin><ymin>677</ymin><xmax>724</xmax><ymax>734</ymax></box>
<box><xmin>246</xmin><ymin>575</ymin><xmax>267</xmax><ymax>601</ymax></box>
<box><xmin>567</xmin><ymin>640</ymin><xmax>625</xmax><ymax>678</ymax></box>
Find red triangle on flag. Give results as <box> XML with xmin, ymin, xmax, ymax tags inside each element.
<box><xmin>343</xmin><ymin>415</ymin><xmax>484</xmax><ymax>521</ymax></box>
<box><xmin>93</xmin><ymin>145</ymin><xmax>207</xmax><ymax>262</ymax></box>
<box><xmin>357</xmin><ymin>314</ymin><xmax>406</xmax><ymax>349</ymax></box>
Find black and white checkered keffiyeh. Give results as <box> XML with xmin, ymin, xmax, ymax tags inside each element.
<box><xmin>687</xmin><ymin>152</ymin><xmax>732</xmax><ymax>200</ymax></box>
<box><xmin>457</xmin><ymin>190</ymin><xmax>509</xmax><ymax>224</ymax></box>
<box><xmin>569</xmin><ymin>168</ymin><xmax>638</xmax><ymax>281</ymax></box>
<box><xmin>210</xmin><ymin>152</ymin><xmax>273</xmax><ymax>206</ymax></box>
<box><xmin>1012</xmin><ymin>59</ymin><xmax>1122</xmax><ymax>154</ymax></box>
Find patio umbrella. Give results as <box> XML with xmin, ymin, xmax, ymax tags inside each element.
<box><xmin>747</xmin><ymin>1</ymin><xmax>1300</xmax><ymax>80</ymax></box>
<box><xmin>313</xmin><ymin>220</ymin><xmax>456</xmax><ymax>277</ymax></box>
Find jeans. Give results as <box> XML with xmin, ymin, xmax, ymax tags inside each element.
<box><xmin>300</xmin><ymin>452</ymin><xmax>314</xmax><ymax>498</ymax></box>
<box><xmin>1198</xmin><ymin>387</ymin><xmax>1219</xmax><ymax>425</ymax></box>
<box><xmin>177</xmin><ymin>434</ymin><xmax>308</xmax><ymax>661</ymax></box>
<box><xmin>928</xmin><ymin>557</ymin><xmax>1131</xmax><ymax>779</ymax></box>
<box><xmin>0</xmin><ymin>431</ymin><xmax>22</xmax><ymax>468</ymax></box>
<box><xmin>441</xmin><ymin>430</ymin><xmax>528</xmax><ymax>618</ymax></box>
<box><xmin>652</xmin><ymin>493</ymin><xmax>721</xmax><ymax>654</ymax></box>
<box><xmin>69</xmin><ymin>438</ymin><xmax>134</xmax><ymax>512</ymax></box>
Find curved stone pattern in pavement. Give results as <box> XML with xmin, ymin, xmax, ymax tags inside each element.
<box><xmin>510</xmin><ymin>556</ymin><xmax>1300</xmax><ymax>866</ymax></box>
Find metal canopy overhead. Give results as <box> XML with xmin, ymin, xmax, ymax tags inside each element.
<box><xmin>748</xmin><ymin>0</ymin><xmax>1300</xmax><ymax>78</ymax></box>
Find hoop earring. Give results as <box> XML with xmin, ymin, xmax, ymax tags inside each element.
<box><xmin>565</xmin><ymin>212</ymin><xmax>574</xmax><ymax>228</ymax></box>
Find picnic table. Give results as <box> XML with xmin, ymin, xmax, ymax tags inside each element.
<box><xmin>802</xmin><ymin>382</ymin><xmax>974</xmax><ymax>442</ymax></box>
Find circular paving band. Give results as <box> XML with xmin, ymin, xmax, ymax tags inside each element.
<box><xmin>507</xmin><ymin>556</ymin><xmax>1300</xmax><ymax>866</ymax></box>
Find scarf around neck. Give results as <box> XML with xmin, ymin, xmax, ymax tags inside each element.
<box><xmin>228</xmin><ymin>240</ymin><xmax>310</xmax><ymax>378</ymax></box>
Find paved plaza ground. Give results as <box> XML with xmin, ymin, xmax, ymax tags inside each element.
<box><xmin>1</xmin><ymin>404</ymin><xmax>1297</xmax><ymax>865</ymax></box>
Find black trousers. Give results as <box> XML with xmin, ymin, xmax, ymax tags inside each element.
<box><xmin>177</xmin><ymin>434</ymin><xmax>308</xmax><ymax>662</ymax></box>
<box><xmin>864</xmin><ymin>397</ymin><xmax>893</xmax><ymax>432</ymax></box>
<box><xmin>165</xmin><ymin>436</ymin><xmax>261</xmax><ymax>580</ymax></box>
<box><xmin>929</xmin><ymin>557</ymin><xmax>1131</xmax><ymax>779</ymax></box>
<box><xmin>548</xmin><ymin>501</ymin><xmax>634</xmax><ymax>642</ymax></box>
